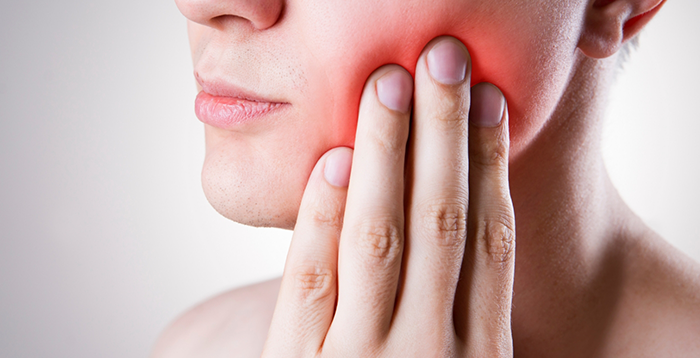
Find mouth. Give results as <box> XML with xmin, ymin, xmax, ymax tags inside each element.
<box><xmin>194</xmin><ymin>73</ymin><xmax>291</xmax><ymax>129</ymax></box>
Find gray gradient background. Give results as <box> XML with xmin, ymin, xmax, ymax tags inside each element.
<box><xmin>0</xmin><ymin>0</ymin><xmax>698</xmax><ymax>357</ymax></box>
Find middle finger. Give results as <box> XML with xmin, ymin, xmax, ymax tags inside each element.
<box><xmin>393</xmin><ymin>37</ymin><xmax>472</xmax><ymax>335</ymax></box>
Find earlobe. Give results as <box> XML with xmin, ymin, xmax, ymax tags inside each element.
<box><xmin>578</xmin><ymin>0</ymin><xmax>666</xmax><ymax>59</ymax></box>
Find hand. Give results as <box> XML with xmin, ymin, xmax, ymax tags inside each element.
<box><xmin>262</xmin><ymin>36</ymin><xmax>515</xmax><ymax>357</ymax></box>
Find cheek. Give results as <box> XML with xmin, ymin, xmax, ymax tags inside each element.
<box><xmin>297</xmin><ymin>1</ymin><xmax>582</xmax><ymax>155</ymax></box>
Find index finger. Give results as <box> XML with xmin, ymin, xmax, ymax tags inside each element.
<box><xmin>326</xmin><ymin>65</ymin><xmax>413</xmax><ymax>348</ymax></box>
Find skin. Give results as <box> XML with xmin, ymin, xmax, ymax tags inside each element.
<box><xmin>152</xmin><ymin>0</ymin><xmax>700</xmax><ymax>357</ymax></box>
<box><xmin>184</xmin><ymin>0</ymin><xmax>584</xmax><ymax>228</ymax></box>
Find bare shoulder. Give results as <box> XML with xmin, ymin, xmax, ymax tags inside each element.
<box><xmin>150</xmin><ymin>277</ymin><xmax>281</xmax><ymax>358</ymax></box>
<box><xmin>610</xmin><ymin>228</ymin><xmax>700</xmax><ymax>356</ymax></box>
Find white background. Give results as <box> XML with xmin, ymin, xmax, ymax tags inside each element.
<box><xmin>0</xmin><ymin>0</ymin><xmax>698</xmax><ymax>357</ymax></box>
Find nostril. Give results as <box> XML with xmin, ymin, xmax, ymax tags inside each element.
<box><xmin>213</xmin><ymin>14</ymin><xmax>274</xmax><ymax>31</ymax></box>
<box><xmin>209</xmin><ymin>15</ymin><xmax>245</xmax><ymax>30</ymax></box>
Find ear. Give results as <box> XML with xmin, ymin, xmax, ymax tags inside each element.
<box><xmin>578</xmin><ymin>0</ymin><xmax>666</xmax><ymax>58</ymax></box>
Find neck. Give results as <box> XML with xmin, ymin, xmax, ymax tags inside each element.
<box><xmin>508</xmin><ymin>52</ymin><xmax>636</xmax><ymax>354</ymax></box>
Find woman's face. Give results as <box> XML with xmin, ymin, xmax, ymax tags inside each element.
<box><xmin>177</xmin><ymin>0</ymin><xmax>587</xmax><ymax>228</ymax></box>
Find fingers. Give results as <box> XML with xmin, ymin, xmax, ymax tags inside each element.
<box><xmin>264</xmin><ymin>40</ymin><xmax>514</xmax><ymax>357</ymax></box>
<box><xmin>455</xmin><ymin>83</ymin><xmax>515</xmax><ymax>356</ymax></box>
<box><xmin>262</xmin><ymin>147</ymin><xmax>353</xmax><ymax>357</ymax></box>
<box><xmin>394</xmin><ymin>37</ymin><xmax>472</xmax><ymax>332</ymax></box>
<box><xmin>327</xmin><ymin>66</ymin><xmax>413</xmax><ymax>347</ymax></box>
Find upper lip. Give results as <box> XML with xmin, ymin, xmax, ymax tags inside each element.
<box><xmin>195</xmin><ymin>72</ymin><xmax>288</xmax><ymax>104</ymax></box>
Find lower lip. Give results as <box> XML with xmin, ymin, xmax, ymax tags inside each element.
<box><xmin>194</xmin><ymin>91</ymin><xmax>289</xmax><ymax>129</ymax></box>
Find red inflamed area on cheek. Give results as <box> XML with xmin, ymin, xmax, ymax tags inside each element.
<box><xmin>328</xmin><ymin>33</ymin><xmax>499</xmax><ymax>149</ymax></box>
<box><xmin>309</xmin><ymin>4</ymin><xmax>544</xmax><ymax>153</ymax></box>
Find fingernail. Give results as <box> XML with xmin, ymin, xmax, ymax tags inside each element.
<box><xmin>469</xmin><ymin>83</ymin><xmax>505</xmax><ymax>127</ymax></box>
<box><xmin>376</xmin><ymin>69</ymin><xmax>413</xmax><ymax>113</ymax></box>
<box><xmin>324</xmin><ymin>148</ymin><xmax>353</xmax><ymax>188</ymax></box>
<box><xmin>427</xmin><ymin>40</ymin><xmax>468</xmax><ymax>85</ymax></box>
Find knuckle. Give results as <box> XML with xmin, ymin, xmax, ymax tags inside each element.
<box><xmin>420</xmin><ymin>200</ymin><xmax>467</xmax><ymax>251</ymax></box>
<box><xmin>470</xmin><ymin>128</ymin><xmax>509</xmax><ymax>168</ymax></box>
<box><xmin>473</xmin><ymin>216</ymin><xmax>515</xmax><ymax>265</ymax></box>
<box><xmin>366</xmin><ymin>118</ymin><xmax>408</xmax><ymax>156</ymax></box>
<box><xmin>431</xmin><ymin>93</ymin><xmax>469</xmax><ymax>132</ymax></box>
<box><xmin>309</xmin><ymin>202</ymin><xmax>344</xmax><ymax>233</ymax></box>
<box><xmin>290</xmin><ymin>264</ymin><xmax>335</xmax><ymax>304</ymax></box>
<box><xmin>356</xmin><ymin>218</ymin><xmax>403</xmax><ymax>267</ymax></box>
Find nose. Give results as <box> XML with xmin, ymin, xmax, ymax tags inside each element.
<box><xmin>175</xmin><ymin>0</ymin><xmax>284</xmax><ymax>30</ymax></box>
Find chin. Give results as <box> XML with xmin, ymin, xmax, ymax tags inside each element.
<box><xmin>200</xmin><ymin>137</ymin><xmax>317</xmax><ymax>230</ymax></box>
<box><xmin>201</xmin><ymin>163</ymin><xmax>300</xmax><ymax>230</ymax></box>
